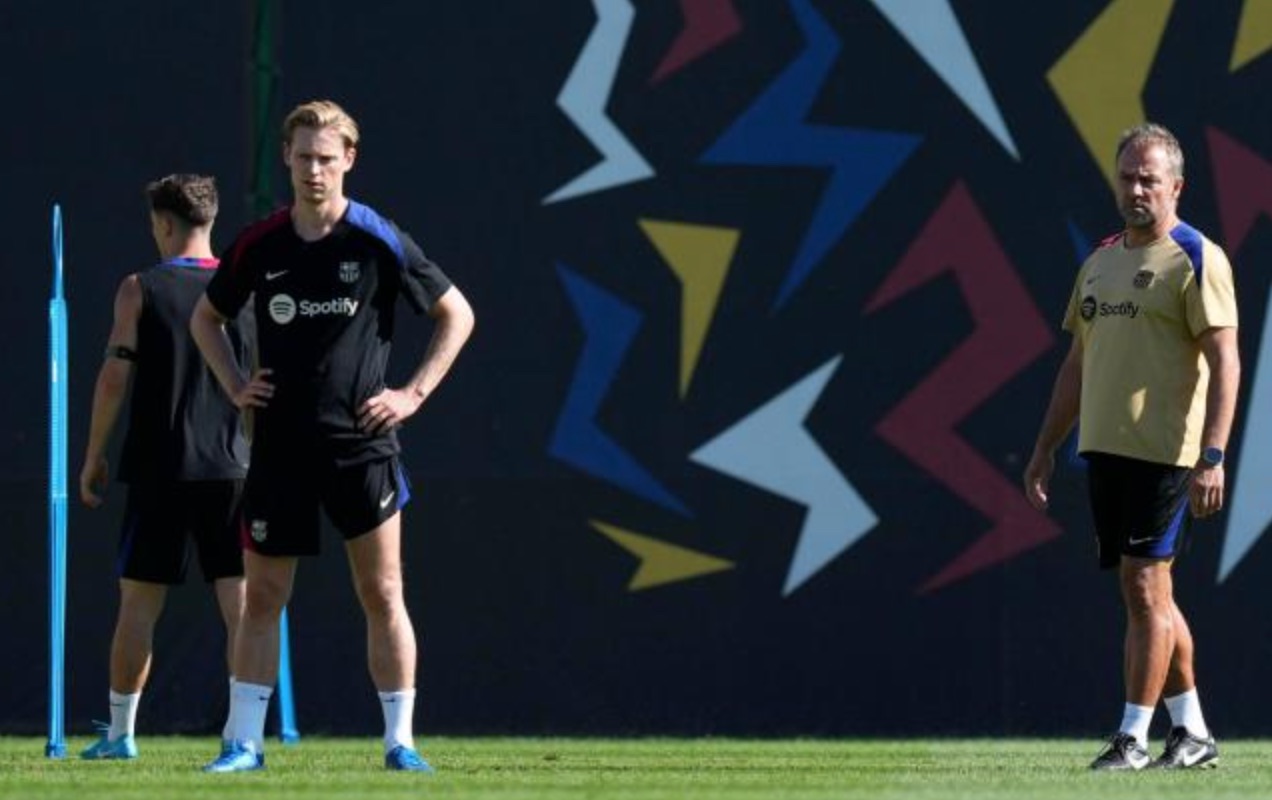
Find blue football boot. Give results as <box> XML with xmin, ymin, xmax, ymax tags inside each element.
<box><xmin>80</xmin><ymin>722</ymin><xmax>138</xmax><ymax>760</ymax></box>
<box><xmin>202</xmin><ymin>739</ymin><xmax>265</xmax><ymax>773</ymax></box>
<box><xmin>385</xmin><ymin>744</ymin><xmax>434</xmax><ymax>773</ymax></box>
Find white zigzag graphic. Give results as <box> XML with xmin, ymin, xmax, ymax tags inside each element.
<box><xmin>690</xmin><ymin>356</ymin><xmax>878</xmax><ymax>596</ymax></box>
<box><xmin>1220</xmin><ymin>281</ymin><xmax>1272</xmax><ymax>581</ymax></box>
<box><xmin>868</xmin><ymin>0</ymin><xmax>1019</xmax><ymax>159</ymax></box>
<box><xmin>544</xmin><ymin>0</ymin><xmax>655</xmax><ymax>204</ymax></box>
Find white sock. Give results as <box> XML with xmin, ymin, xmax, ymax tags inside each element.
<box><xmin>379</xmin><ymin>689</ymin><xmax>416</xmax><ymax>752</ymax></box>
<box><xmin>1163</xmin><ymin>689</ymin><xmax>1209</xmax><ymax>738</ymax></box>
<box><xmin>1119</xmin><ymin>702</ymin><xmax>1154</xmax><ymax>746</ymax></box>
<box><xmin>221</xmin><ymin>677</ymin><xmax>236</xmax><ymax>742</ymax></box>
<box><xmin>228</xmin><ymin>680</ymin><xmax>273</xmax><ymax>752</ymax></box>
<box><xmin>108</xmin><ymin>690</ymin><xmax>140</xmax><ymax>741</ymax></box>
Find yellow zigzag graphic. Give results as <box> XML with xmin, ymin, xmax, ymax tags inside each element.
<box><xmin>1047</xmin><ymin>0</ymin><xmax>1174</xmax><ymax>189</ymax></box>
<box><xmin>639</xmin><ymin>219</ymin><xmax>739</xmax><ymax>397</ymax></box>
<box><xmin>1232</xmin><ymin>0</ymin><xmax>1272</xmax><ymax>72</ymax></box>
<box><xmin>591</xmin><ymin>520</ymin><xmax>734</xmax><ymax>591</ymax></box>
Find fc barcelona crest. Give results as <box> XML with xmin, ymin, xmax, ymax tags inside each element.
<box><xmin>1133</xmin><ymin>270</ymin><xmax>1153</xmax><ymax>289</ymax></box>
<box><xmin>338</xmin><ymin>261</ymin><xmax>362</xmax><ymax>284</ymax></box>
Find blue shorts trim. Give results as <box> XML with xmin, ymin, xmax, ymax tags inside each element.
<box><xmin>1084</xmin><ymin>452</ymin><xmax>1193</xmax><ymax>569</ymax></box>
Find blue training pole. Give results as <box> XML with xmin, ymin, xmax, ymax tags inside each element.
<box><xmin>277</xmin><ymin>608</ymin><xmax>299</xmax><ymax>743</ymax></box>
<box><xmin>46</xmin><ymin>204</ymin><xmax>68</xmax><ymax>758</ymax></box>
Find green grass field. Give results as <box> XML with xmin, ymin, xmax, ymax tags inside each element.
<box><xmin>3</xmin><ymin>737</ymin><xmax>1272</xmax><ymax>799</ymax></box>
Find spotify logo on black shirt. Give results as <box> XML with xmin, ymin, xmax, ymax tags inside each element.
<box><xmin>268</xmin><ymin>294</ymin><xmax>297</xmax><ymax>324</ymax></box>
<box><xmin>268</xmin><ymin>294</ymin><xmax>360</xmax><ymax>325</ymax></box>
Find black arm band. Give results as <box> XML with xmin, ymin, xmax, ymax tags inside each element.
<box><xmin>106</xmin><ymin>345</ymin><xmax>138</xmax><ymax>362</ymax></box>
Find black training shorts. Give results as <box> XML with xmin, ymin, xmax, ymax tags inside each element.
<box><xmin>1085</xmin><ymin>451</ymin><xmax>1192</xmax><ymax>570</ymax></box>
<box><xmin>241</xmin><ymin>456</ymin><xmax>411</xmax><ymax>557</ymax></box>
<box><xmin>117</xmin><ymin>479</ymin><xmax>245</xmax><ymax>584</ymax></box>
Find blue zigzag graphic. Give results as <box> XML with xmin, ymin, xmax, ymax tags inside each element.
<box><xmin>868</xmin><ymin>0</ymin><xmax>1019</xmax><ymax>159</ymax></box>
<box><xmin>690</xmin><ymin>356</ymin><xmax>878</xmax><ymax>596</ymax></box>
<box><xmin>550</xmin><ymin>265</ymin><xmax>691</xmax><ymax>516</ymax></box>
<box><xmin>1062</xmin><ymin>217</ymin><xmax>1093</xmax><ymax>471</ymax></box>
<box><xmin>543</xmin><ymin>0</ymin><xmax>654</xmax><ymax>204</ymax></box>
<box><xmin>1066</xmin><ymin>218</ymin><xmax>1093</xmax><ymax>264</ymax></box>
<box><xmin>702</xmin><ymin>0</ymin><xmax>920</xmax><ymax>311</ymax></box>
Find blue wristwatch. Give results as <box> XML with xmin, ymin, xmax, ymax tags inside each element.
<box><xmin>1201</xmin><ymin>446</ymin><xmax>1225</xmax><ymax>468</ymax></box>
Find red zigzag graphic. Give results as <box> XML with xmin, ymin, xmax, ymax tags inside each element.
<box><xmin>866</xmin><ymin>182</ymin><xmax>1061</xmax><ymax>592</ymax></box>
<box><xmin>1207</xmin><ymin>125</ymin><xmax>1272</xmax><ymax>251</ymax></box>
<box><xmin>652</xmin><ymin>0</ymin><xmax>742</xmax><ymax>84</ymax></box>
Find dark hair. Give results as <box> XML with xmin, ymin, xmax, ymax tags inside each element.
<box><xmin>145</xmin><ymin>174</ymin><xmax>218</xmax><ymax>227</ymax></box>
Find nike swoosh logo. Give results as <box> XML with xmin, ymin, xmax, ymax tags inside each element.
<box><xmin>265</xmin><ymin>270</ymin><xmax>289</xmax><ymax>281</ymax></box>
<box><xmin>1127</xmin><ymin>535</ymin><xmax>1156</xmax><ymax>546</ymax></box>
<box><xmin>380</xmin><ymin>492</ymin><xmax>395</xmax><ymax>509</ymax></box>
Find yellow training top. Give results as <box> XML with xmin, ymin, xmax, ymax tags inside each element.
<box><xmin>1063</xmin><ymin>222</ymin><xmax>1238</xmax><ymax>467</ymax></box>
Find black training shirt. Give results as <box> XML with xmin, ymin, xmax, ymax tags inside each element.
<box><xmin>120</xmin><ymin>258</ymin><xmax>252</xmax><ymax>483</ymax></box>
<box><xmin>206</xmin><ymin>201</ymin><xmax>452</xmax><ymax>467</ymax></box>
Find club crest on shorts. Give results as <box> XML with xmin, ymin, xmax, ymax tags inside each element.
<box><xmin>1133</xmin><ymin>270</ymin><xmax>1153</xmax><ymax>289</ymax></box>
<box><xmin>251</xmin><ymin>519</ymin><xmax>268</xmax><ymax>543</ymax></box>
<box><xmin>338</xmin><ymin>261</ymin><xmax>362</xmax><ymax>284</ymax></box>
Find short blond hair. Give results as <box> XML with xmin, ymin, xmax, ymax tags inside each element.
<box><xmin>282</xmin><ymin>100</ymin><xmax>360</xmax><ymax>150</ymax></box>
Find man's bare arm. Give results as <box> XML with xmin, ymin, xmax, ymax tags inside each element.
<box><xmin>79</xmin><ymin>275</ymin><xmax>142</xmax><ymax>507</ymax></box>
<box><xmin>190</xmin><ymin>294</ymin><xmax>274</xmax><ymax>410</ymax></box>
<box><xmin>1023</xmin><ymin>335</ymin><xmax>1084</xmax><ymax>511</ymax></box>
<box><xmin>1190</xmin><ymin>326</ymin><xmax>1240</xmax><ymax>517</ymax></box>
<box><xmin>358</xmin><ymin>286</ymin><xmax>475</xmax><ymax>435</ymax></box>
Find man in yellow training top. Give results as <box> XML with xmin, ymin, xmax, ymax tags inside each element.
<box><xmin>1024</xmin><ymin>122</ymin><xmax>1239</xmax><ymax>771</ymax></box>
